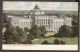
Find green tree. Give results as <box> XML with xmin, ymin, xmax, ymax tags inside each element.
<box><xmin>4</xmin><ymin>27</ymin><xmax>25</xmax><ymax>44</ymax></box>
<box><xmin>16</xmin><ymin>26</ymin><xmax>25</xmax><ymax>36</ymax></box>
<box><xmin>72</xmin><ymin>18</ymin><xmax>78</xmax><ymax>25</ymax></box>
<box><xmin>2</xmin><ymin>35</ymin><xmax>6</xmax><ymax>44</ymax></box>
<box><xmin>58</xmin><ymin>25</ymin><xmax>73</xmax><ymax>37</ymax></box>
<box><xmin>10</xmin><ymin>28</ymin><xmax>22</xmax><ymax>43</ymax></box>
<box><xmin>24</xmin><ymin>27</ymin><xmax>29</xmax><ymax>33</ymax></box>
<box><xmin>40</xmin><ymin>34</ymin><xmax>45</xmax><ymax>37</ymax></box>
<box><xmin>11</xmin><ymin>28</ymin><xmax>18</xmax><ymax>36</ymax></box>
<box><xmin>3</xmin><ymin>13</ymin><xmax>7</xmax><ymax>23</ymax></box>
<box><xmin>16</xmin><ymin>26</ymin><xmax>19</xmax><ymax>30</ymax></box>
<box><xmin>4</xmin><ymin>28</ymin><xmax>13</xmax><ymax>43</ymax></box>
<box><xmin>12</xmin><ymin>35</ymin><xmax>24</xmax><ymax>43</ymax></box>
<box><xmin>4</xmin><ymin>28</ymin><xmax>12</xmax><ymax>38</ymax></box>
<box><xmin>72</xmin><ymin>25</ymin><xmax>78</xmax><ymax>37</ymax></box>
<box><xmin>29</xmin><ymin>25</ymin><xmax>41</xmax><ymax>38</ymax></box>
<box><xmin>27</xmin><ymin>34</ymin><xmax>34</xmax><ymax>40</ymax></box>
<box><xmin>39</xmin><ymin>26</ymin><xmax>47</xmax><ymax>34</ymax></box>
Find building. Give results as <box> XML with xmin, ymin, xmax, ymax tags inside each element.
<box><xmin>9</xmin><ymin>3</ymin><xmax>72</xmax><ymax>33</ymax></box>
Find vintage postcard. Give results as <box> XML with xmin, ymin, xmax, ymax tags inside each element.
<box><xmin>2</xmin><ymin>1</ymin><xmax>78</xmax><ymax>50</ymax></box>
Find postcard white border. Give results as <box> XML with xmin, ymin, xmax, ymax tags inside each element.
<box><xmin>2</xmin><ymin>44</ymin><xmax>78</xmax><ymax>50</ymax></box>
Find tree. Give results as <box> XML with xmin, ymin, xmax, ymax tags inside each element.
<box><xmin>39</xmin><ymin>26</ymin><xmax>47</xmax><ymax>37</ymax></box>
<box><xmin>12</xmin><ymin>35</ymin><xmax>24</xmax><ymax>43</ymax></box>
<box><xmin>4</xmin><ymin>28</ymin><xmax>14</xmax><ymax>43</ymax></box>
<box><xmin>40</xmin><ymin>34</ymin><xmax>45</xmax><ymax>37</ymax></box>
<box><xmin>11</xmin><ymin>28</ymin><xmax>18</xmax><ymax>36</ymax></box>
<box><xmin>2</xmin><ymin>35</ymin><xmax>6</xmax><ymax>44</ymax></box>
<box><xmin>58</xmin><ymin>25</ymin><xmax>73</xmax><ymax>37</ymax></box>
<box><xmin>3</xmin><ymin>13</ymin><xmax>7</xmax><ymax>23</ymax></box>
<box><xmin>72</xmin><ymin>18</ymin><xmax>78</xmax><ymax>25</ymax></box>
<box><xmin>16</xmin><ymin>26</ymin><xmax>25</xmax><ymax>36</ymax></box>
<box><xmin>4</xmin><ymin>27</ymin><xmax>25</xmax><ymax>44</ymax></box>
<box><xmin>24</xmin><ymin>27</ymin><xmax>29</xmax><ymax>33</ymax></box>
<box><xmin>4</xmin><ymin>28</ymin><xmax>12</xmax><ymax>38</ymax></box>
<box><xmin>72</xmin><ymin>25</ymin><xmax>78</xmax><ymax>37</ymax></box>
<box><xmin>27</xmin><ymin>34</ymin><xmax>34</xmax><ymax>40</ymax></box>
<box><xmin>10</xmin><ymin>28</ymin><xmax>23</xmax><ymax>43</ymax></box>
<box><xmin>16</xmin><ymin>26</ymin><xmax>19</xmax><ymax>30</ymax></box>
<box><xmin>29</xmin><ymin>25</ymin><xmax>41</xmax><ymax>38</ymax></box>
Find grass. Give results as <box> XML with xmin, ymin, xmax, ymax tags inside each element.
<box><xmin>32</xmin><ymin>37</ymin><xmax>78</xmax><ymax>45</ymax></box>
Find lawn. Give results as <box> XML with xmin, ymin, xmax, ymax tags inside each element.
<box><xmin>32</xmin><ymin>37</ymin><xmax>78</xmax><ymax>45</ymax></box>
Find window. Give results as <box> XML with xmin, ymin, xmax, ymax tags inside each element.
<box><xmin>46</xmin><ymin>20</ymin><xmax>47</xmax><ymax>24</ymax></box>
<box><xmin>46</xmin><ymin>25</ymin><xmax>47</xmax><ymax>27</ymax></box>
<box><xmin>48</xmin><ymin>22</ymin><xmax>49</xmax><ymax>24</ymax></box>
<box><xmin>44</xmin><ymin>21</ymin><xmax>45</xmax><ymax>24</ymax></box>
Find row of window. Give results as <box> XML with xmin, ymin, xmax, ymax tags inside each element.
<box><xmin>36</xmin><ymin>20</ymin><xmax>63</xmax><ymax>23</ymax></box>
<box><xmin>36</xmin><ymin>16</ymin><xmax>50</xmax><ymax>18</ymax></box>
<box><xmin>39</xmin><ymin>25</ymin><xmax>62</xmax><ymax>29</ymax></box>
<box><xmin>19</xmin><ymin>22</ymin><xmax>32</xmax><ymax>25</ymax></box>
<box><xmin>36</xmin><ymin>21</ymin><xmax>63</xmax><ymax>26</ymax></box>
<box><xmin>36</xmin><ymin>22</ymin><xmax>52</xmax><ymax>24</ymax></box>
<box><xmin>13</xmin><ymin>21</ymin><xmax>33</xmax><ymax>25</ymax></box>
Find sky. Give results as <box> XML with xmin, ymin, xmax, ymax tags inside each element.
<box><xmin>3</xmin><ymin>1</ymin><xmax>78</xmax><ymax>11</ymax></box>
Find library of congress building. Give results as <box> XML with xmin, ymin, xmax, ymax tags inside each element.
<box><xmin>8</xmin><ymin>4</ymin><xmax>72</xmax><ymax>33</ymax></box>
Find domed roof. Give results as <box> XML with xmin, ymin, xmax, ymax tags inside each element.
<box><xmin>34</xmin><ymin>3</ymin><xmax>40</xmax><ymax>9</ymax></box>
<box><xmin>32</xmin><ymin>3</ymin><xmax>41</xmax><ymax>12</ymax></box>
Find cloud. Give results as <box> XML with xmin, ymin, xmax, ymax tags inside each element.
<box><xmin>3</xmin><ymin>2</ymin><xmax>78</xmax><ymax>11</ymax></box>
<box><xmin>18</xmin><ymin>2</ymin><xmax>26</xmax><ymax>6</ymax></box>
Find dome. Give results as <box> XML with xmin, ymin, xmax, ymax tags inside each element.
<box><xmin>32</xmin><ymin>3</ymin><xmax>41</xmax><ymax>12</ymax></box>
<box><xmin>30</xmin><ymin>3</ymin><xmax>44</xmax><ymax>15</ymax></box>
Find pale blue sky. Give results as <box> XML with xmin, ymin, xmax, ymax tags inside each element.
<box><xmin>3</xmin><ymin>1</ymin><xmax>78</xmax><ymax>11</ymax></box>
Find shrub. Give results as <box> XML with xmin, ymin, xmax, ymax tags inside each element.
<box><xmin>53</xmin><ymin>39</ymin><xmax>61</xmax><ymax>44</ymax></box>
<box><xmin>21</xmin><ymin>39</ymin><xmax>33</xmax><ymax>44</ymax></box>
<box><xmin>53</xmin><ymin>39</ymin><xmax>66</xmax><ymax>44</ymax></box>
<box><xmin>41</xmin><ymin>40</ymin><xmax>51</xmax><ymax>44</ymax></box>
<box><xmin>27</xmin><ymin>34</ymin><xmax>34</xmax><ymax>40</ymax></box>
<box><xmin>61</xmin><ymin>40</ymin><xmax>65</xmax><ymax>44</ymax></box>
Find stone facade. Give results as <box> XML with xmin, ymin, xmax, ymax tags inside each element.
<box><xmin>9</xmin><ymin>4</ymin><xmax>72</xmax><ymax>33</ymax></box>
